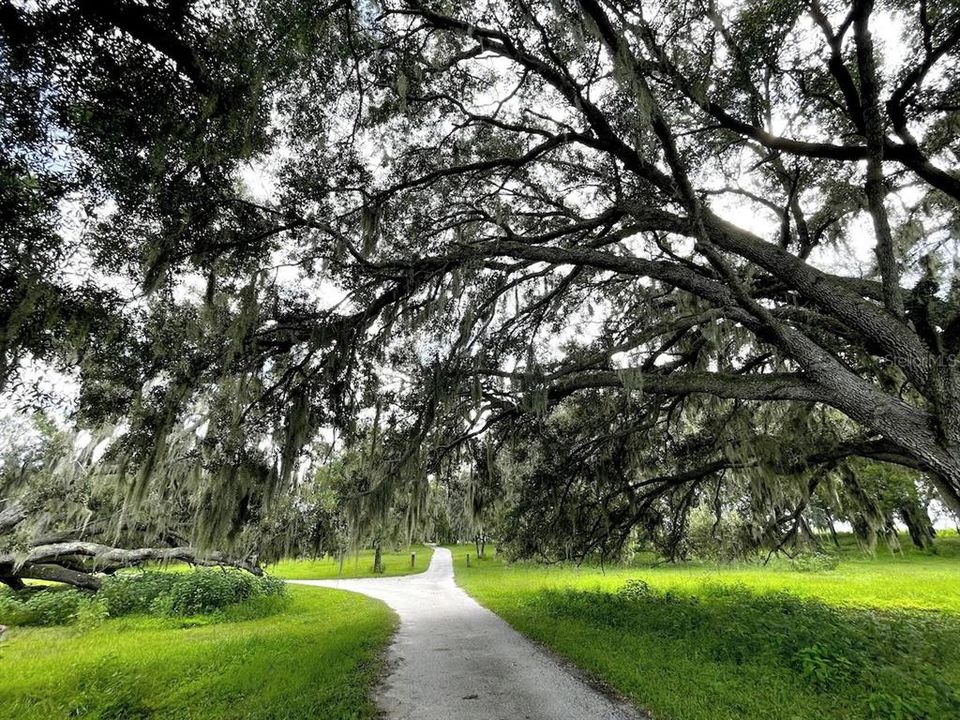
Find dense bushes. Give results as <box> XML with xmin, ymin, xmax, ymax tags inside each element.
<box><xmin>97</xmin><ymin>568</ymin><xmax>285</xmax><ymax>616</ymax></box>
<box><xmin>0</xmin><ymin>587</ymin><xmax>93</xmax><ymax>627</ymax></box>
<box><xmin>95</xmin><ymin>571</ymin><xmax>181</xmax><ymax>616</ymax></box>
<box><xmin>0</xmin><ymin>568</ymin><xmax>286</xmax><ymax>627</ymax></box>
<box><xmin>525</xmin><ymin>581</ymin><xmax>960</xmax><ymax>719</ymax></box>
<box><xmin>167</xmin><ymin>570</ymin><xmax>285</xmax><ymax>615</ymax></box>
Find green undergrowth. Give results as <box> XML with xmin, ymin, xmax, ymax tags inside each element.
<box><xmin>0</xmin><ymin>585</ymin><xmax>395</xmax><ymax>720</ymax></box>
<box><xmin>452</xmin><ymin>534</ymin><xmax>960</xmax><ymax>720</ymax></box>
<box><xmin>0</xmin><ymin>567</ymin><xmax>286</xmax><ymax>627</ymax></box>
<box><xmin>269</xmin><ymin>544</ymin><xmax>434</xmax><ymax>579</ymax></box>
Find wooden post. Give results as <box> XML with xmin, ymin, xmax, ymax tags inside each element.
<box><xmin>466</xmin><ymin>554</ymin><xmax>471</xmax><ymax>567</ymax></box>
<box><xmin>410</xmin><ymin>552</ymin><xmax>416</xmax><ymax>568</ymax></box>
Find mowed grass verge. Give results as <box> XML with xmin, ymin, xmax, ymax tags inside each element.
<box><xmin>269</xmin><ymin>544</ymin><xmax>435</xmax><ymax>580</ymax></box>
<box><xmin>0</xmin><ymin>585</ymin><xmax>395</xmax><ymax>720</ymax></box>
<box><xmin>451</xmin><ymin>534</ymin><xmax>960</xmax><ymax>720</ymax></box>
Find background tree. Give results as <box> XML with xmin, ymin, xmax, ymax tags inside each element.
<box><xmin>1</xmin><ymin>0</ymin><xmax>374</xmax><ymax>553</ymax></box>
<box><xmin>0</xmin><ymin>415</ymin><xmax>266</xmax><ymax>590</ymax></box>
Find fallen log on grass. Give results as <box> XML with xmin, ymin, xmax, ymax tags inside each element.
<box><xmin>0</xmin><ymin>543</ymin><xmax>262</xmax><ymax>591</ymax></box>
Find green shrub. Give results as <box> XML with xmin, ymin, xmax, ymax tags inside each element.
<box><xmin>0</xmin><ymin>587</ymin><xmax>92</xmax><ymax>626</ymax></box>
<box><xmin>98</xmin><ymin>572</ymin><xmax>179</xmax><ymax>615</ymax></box>
<box><xmin>257</xmin><ymin>573</ymin><xmax>287</xmax><ymax>596</ymax></box>
<box><xmin>1</xmin><ymin>568</ymin><xmax>286</xmax><ymax>626</ymax></box>
<box><xmin>617</xmin><ymin>578</ymin><xmax>653</xmax><ymax>601</ymax></box>
<box><xmin>76</xmin><ymin>598</ymin><xmax>110</xmax><ymax>628</ymax></box>
<box><xmin>26</xmin><ymin>589</ymin><xmax>87</xmax><ymax>625</ymax></box>
<box><xmin>100</xmin><ymin>568</ymin><xmax>286</xmax><ymax>618</ymax></box>
<box><xmin>0</xmin><ymin>590</ymin><xmax>30</xmax><ymax>626</ymax></box>
<box><xmin>163</xmin><ymin>569</ymin><xmax>258</xmax><ymax>615</ymax></box>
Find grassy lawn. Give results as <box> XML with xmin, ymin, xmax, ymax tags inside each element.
<box><xmin>451</xmin><ymin>534</ymin><xmax>960</xmax><ymax>720</ymax></box>
<box><xmin>0</xmin><ymin>585</ymin><xmax>395</xmax><ymax>720</ymax></box>
<box><xmin>269</xmin><ymin>544</ymin><xmax>435</xmax><ymax>580</ymax></box>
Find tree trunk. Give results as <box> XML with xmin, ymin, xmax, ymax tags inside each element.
<box><xmin>825</xmin><ymin>513</ymin><xmax>841</xmax><ymax>548</ymax></box>
<box><xmin>373</xmin><ymin>542</ymin><xmax>384</xmax><ymax>574</ymax></box>
<box><xmin>18</xmin><ymin>562</ymin><xmax>103</xmax><ymax>590</ymax></box>
<box><xmin>898</xmin><ymin>504</ymin><xmax>935</xmax><ymax>550</ymax></box>
<box><xmin>851</xmin><ymin>516</ymin><xmax>875</xmax><ymax>553</ymax></box>
<box><xmin>0</xmin><ymin>502</ymin><xmax>26</xmax><ymax>534</ymax></box>
<box><xmin>0</xmin><ymin>541</ymin><xmax>260</xmax><ymax>591</ymax></box>
<box><xmin>0</xmin><ymin>575</ymin><xmax>25</xmax><ymax>591</ymax></box>
<box><xmin>0</xmin><ymin>561</ymin><xmax>103</xmax><ymax>591</ymax></box>
<box><xmin>3</xmin><ymin>542</ymin><xmax>262</xmax><ymax>576</ymax></box>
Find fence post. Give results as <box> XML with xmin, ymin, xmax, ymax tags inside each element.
<box><xmin>410</xmin><ymin>552</ymin><xmax>416</xmax><ymax>568</ymax></box>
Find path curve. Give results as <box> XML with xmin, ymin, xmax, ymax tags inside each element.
<box><xmin>291</xmin><ymin>547</ymin><xmax>642</xmax><ymax>720</ymax></box>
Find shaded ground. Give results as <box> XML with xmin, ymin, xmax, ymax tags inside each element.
<box><xmin>293</xmin><ymin>547</ymin><xmax>641</xmax><ymax>720</ymax></box>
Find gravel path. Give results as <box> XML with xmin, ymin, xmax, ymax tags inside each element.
<box><xmin>291</xmin><ymin>547</ymin><xmax>642</xmax><ymax>720</ymax></box>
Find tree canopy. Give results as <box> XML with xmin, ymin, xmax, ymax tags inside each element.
<box><xmin>2</xmin><ymin>0</ymin><xmax>959</xmax><ymax>570</ymax></box>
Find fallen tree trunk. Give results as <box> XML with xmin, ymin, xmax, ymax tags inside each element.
<box><xmin>0</xmin><ymin>542</ymin><xmax>263</xmax><ymax>592</ymax></box>
<box><xmin>9</xmin><ymin>562</ymin><xmax>104</xmax><ymax>590</ymax></box>
<box><xmin>0</xmin><ymin>574</ymin><xmax>25</xmax><ymax>591</ymax></box>
<box><xmin>17</xmin><ymin>541</ymin><xmax>263</xmax><ymax>575</ymax></box>
<box><xmin>0</xmin><ymin>502</ymin><xmax>26</xmax><ymax>535</ymax></box>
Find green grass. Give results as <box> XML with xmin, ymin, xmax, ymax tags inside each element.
<box><xmin>269</xmin><ymin>544</ymin><xmax>435</xmax><ymax>580</ymax></box>
<box><xmin>451</xmin><ymin>534</ymin><xmax>960</xmax><ymax>720</ymax></box>
<box><xmin>0</xmin><ymin>585</ymin><xmax>396</xmax><ymax>720</ymax></box>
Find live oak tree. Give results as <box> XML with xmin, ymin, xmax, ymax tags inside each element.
<box><xmin>314</xmin><ymin>0</ymin><xmax>960</xmax><ymax>556</ymax></box>
<box><xmin>3</xmin><ymin>1</ymin><xmax>960</xmax><ymax>561</ymax></box>
<box><xmin>0</xmin><ymin>0</ymin><xmax>349</xmax><ymax>579</ymax></box>
<box><xmin>0</xmin><ymin>418</ymin><xmax>269</xmax><ymax>590</ymax></box>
